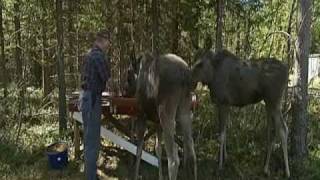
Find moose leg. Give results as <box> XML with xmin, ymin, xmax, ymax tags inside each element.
<box><xmin>159</xmin><ymin>103</ymin><xmax>179</xmax><ymax>180</ymax></box>
<box><xmin>274</xmin><ymin>108</ymin><xmax>290</xmax><ymax>178</ymax></box>
<box><xmin>264</xmin><ymin>105</ymin><xmax>275</xmax><ymax>176</ymax></box>
<box><xmin>155</xmin><ymin>129</ymin><xmax>163</xmax><ymax>180</ymax></box>
<box><xmin>218</xmin><ymin>105</ymin><xmax>229</xmax><ymax>170</ymax></box>
<box><xmin>177</xmin><ymin>100</ymin><xmax>197</xmax><ymax>180</ymax></box>
<box><xmin>133</xmin><ymin>117</ymin><xmax>147</xmax><ymax>180</ymax></box>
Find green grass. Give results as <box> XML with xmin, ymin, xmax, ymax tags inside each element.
<box><xmin>1</xmin><ymin>86</ymin><xmax>320</xmax><ymax>179</ymax></box>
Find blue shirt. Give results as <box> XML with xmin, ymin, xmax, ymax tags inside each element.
<box><xmin>81</xmin><ymin>46</ymin><xmax>111</xmax><ymax>95</ymax></box>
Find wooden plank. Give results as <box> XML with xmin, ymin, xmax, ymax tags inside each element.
<box><xmin>72</xmin><ymin>112</ymin><xmax>159</xmax><ymax>167</ymax></box>
<box><xmin>73</xmin><ymin>112</ymin><xmax>81</xmax><ymax>160</ymax></box>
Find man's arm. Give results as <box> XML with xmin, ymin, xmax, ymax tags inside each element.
<box><xmin>94</xmin><ymin>53</ymin><xmax>110</xmax><ymax>83</ymax></box>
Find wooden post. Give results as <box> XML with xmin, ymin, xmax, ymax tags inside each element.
<box><xmin>73</xmin><ymin>112</ymin><xmax>80</xmax><ymax>160</ymax></box>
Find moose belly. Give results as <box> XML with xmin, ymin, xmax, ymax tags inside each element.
<box><xmin>230</xmin><ymin>89</ymin><xmax>263</xmax><ymax>107</ymax></box>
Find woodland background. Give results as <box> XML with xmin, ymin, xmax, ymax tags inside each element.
<box><xmin>0</xmin><ymin>0</ymin><xmax>320</xmax><ymax>179</ymax></box>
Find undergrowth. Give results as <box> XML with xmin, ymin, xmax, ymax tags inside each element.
<box><xmin>0</xmin><ymin>85</ymin><xmax>319</xmax><ymax>179</ymax></box>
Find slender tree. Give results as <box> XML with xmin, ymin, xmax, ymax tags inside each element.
<box><xmin>14</xmin><ymin>0</ymin><xmax>22</xmax><ymax>81</ymax></box>
<box><xmin>171</xmin><ymin>0</ymin><xmax>180</xmax><ymax>53</ymax></box>
<box><xmin>215</xmin><ymin>0</ymin><xmax>224</xmax><ymax>50</ymax></box>
<box><xmin>244</xmin><ymin>11</ymin><xmax>252</xmax><ymax>56</ymax></box>
<box><xmin>14</xmin><ymin>0</ymin><xmax>25</xmax><ymax>144</ymax></box>
<box><xmin>152</xmin><ymin>0</ymin><xmax>159</xmax><ymax>55</ymax></box>
<box><xmin>291</xmin><ymin>0</ymin><xmax>312</xmax><ymax>175</ymax></box>
<box><xmin>118</xmin><ymin>0</ymin><xmax>125</xmax><ymax>93</ymax></box>
<box><xmin>41</xmin><ymin>0</ymin><xmax>50</xmax><ymax>97</ymax></box>
<box><xmin>56</xmin><ymin>0</ymin><xmax>67</xmax><ymax>133</ymax></box>
<box><xmin>67</xmin><ymin>0</ymin><xmax>77</xmax><ymax>89</ymax></box>
<box><xmin>0</xmin><ymin>0</ymin><xmax>7</xmax><ymax>97</ymax></box>
<box><xmin>286</xmin><ymin>0</ymin><xmax>297</xmax><ymax>63</ymax></box>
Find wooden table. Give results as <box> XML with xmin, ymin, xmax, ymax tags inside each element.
<box><xmin>68</xmin><ymin>91</ymin><xmax>198</xmax><ymax>167</ymax></box>
<box><xmin>68</xmin><ymin>92</ymin><xmax>160</xmax><ymax>167</ymax></box>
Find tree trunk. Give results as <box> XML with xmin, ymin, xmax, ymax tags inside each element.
<box><xmin>215</xmin><ymin>0</ymin><xmax>224</xmax><ymax>51</ymax></box>
<box><xmin>291</xmin><ymin>0</ymin><xmax>311</xmax><ymax>175</ymax></box>
<box><xmin>14</xmin><ymin>0</ymin><xmax>22</xmax><ymax>82</ymax></box>
<box><xmin>152</xmin><ymin>0</ymin><xmax>159</xmax><ymax>55</ymax></box>
<box><xmin>67</xmin><ymin>0</ymin><xmax>76</xmax><ymax>89</ymax></box>
<box><xmin>56</xmin><ymin>0</ymin><xmax>67</xmax><ymax>134</ymax></box>
<box><xmin>130</xmin><ymin>0</ymin><xmax>136</xmax><ymax>55</ymax></box>
<box><xmin>286</xmin><ymin>0</ymin><xmax>297</xmax><ymax>64</ymax></box>
<box><xmin>235</xmin><ymin>19</ymin><xmax>241</xmax><ymax>55</ymax></box>
<box><xmin>244</xmin><ymin>11</ymin><xmax>252</xmax><ymax>57</ymax></box>
<box><xmin>171</xmin><ymin>0</ymin><xmax>180</xmax><ymax>54</ymax></box>
<box><xmin>32</xmin><ymin>29</ymin><xmax>42</xmax><ymax>87</ymax></box>
<box><xmin>41</xmin><ymin>0</ymin><xmax>50</xmax><ymax>97</ymax></box>
<box><xmin>14</xmin><ymin>0</ymin><xmax>25</xmax><ymax>144</ymax></box>
<box><xmin>117</xmin><ymin>1</ymin><xmax>126</xmax><ymax>94</ymax></box>
<box><xmin>0</xmin><ymin>0</ymin><xmax>7</xmax><ymax>97</ymax></box>
<box><xmin>75</xmin><ymin>1</ymin><xmax>81</xmax><ymax>88</ymax></box>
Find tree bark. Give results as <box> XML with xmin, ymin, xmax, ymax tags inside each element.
<box><xmin>75</xmin><ymin>0</ymin><xmax>81</xmax><ymax>88</ymax></box>
<box><xmin>286</xmin><ymin>0</ymin><xmax>297</xmax><ymax>64</ymax></box>
<box><xmin>14</xmin><ymin>0</ymin><xmax>25</xmax><ymax>144</ymax></box>
<box><xmin>0</xmin><ymin>0</ymin><xmax>7</xmax><ymax>97</ymax></box>
<box><xmin>291</xmin><ymin>0</ymin><xmax>312</xmax><ymax>174</ymax></box>
<box><xmin>118</xmin><ymin>0</ymin><xmax>126</xmax><ymax>94</ymax></box>
<box><xmin>235</xmin><ymin>19</ymin><xmax>241</xmax><ymax>55</ymax></box>
<box><xmin>14</xmin><ymin>0</ymin><xmax>22</xmax><ymax>82</ymax></box>
<box><xmin>152</xmin><ymin>0</ymin><xmax>159</xmax><ymax>55</ymax></box>
<box><xmin>171</xmin><ymin>0</ymin><xmax>180</xmax><ymax>54</ymax></box>
<box><xmin>215</xmin><ymin>0</ymin><xmax>224</xmax><ymax>51</ymax></box>
<box><xmin>41</xmin><ymin>0</ymin><xmax>50</xmax><ymax>97</ymax></box>
<box><xmin>67</xmin><ymin>0</ymin><xmax>76</xmax><ymax>89</ymax></box>
<box><xmin>130</xmin><ymin>0</ymin><xmax>136</xmax><ymax>55</ymax></box>
<box><xmin>56</xmin><ymin>0</ymin><xmax>67</xmax><ymax>134</ymax></box>
<box><xmin>244</xmin><ymin>11</ymin><xmax>252</xmax><ymax>57</ymax></box>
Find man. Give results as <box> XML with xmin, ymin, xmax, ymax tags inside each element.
<box><xmin>80</xmin><ymin>30</ymin><xmax>111</xmax><ymax>180</ymax></box>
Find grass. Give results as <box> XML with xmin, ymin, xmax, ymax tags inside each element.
<box><xmin>0</xmin><ymin>85</ymin><xmax>320</xmax><ymax>179</ymax></box>
<box><xmin>1</xmin><ymin>118</ymin><xmax>320</xmax><ymax>180</ymax></box>
<box><xmin>0</xmin><ymin>120</ymin><xmax>160</xmax><ymax>180</ymax></box>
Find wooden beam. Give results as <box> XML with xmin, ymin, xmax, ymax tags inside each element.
<box><xmin>73</xmin><ymin>112</ymin><xmax>80</xmax><ymax>160</ymax></box>
<box><xmin>72</xmin><ymin>112</ymin><xmax>159</xmax><ymax>167</ymax></box>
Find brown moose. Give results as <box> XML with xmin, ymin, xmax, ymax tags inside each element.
<box><xmin>192</xmin><ymin>49</ymin><xmax>290</xmax><ymax>178</ymax></box>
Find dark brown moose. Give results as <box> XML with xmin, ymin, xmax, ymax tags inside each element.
<box><xmin>192</xmin><ymin>49</ymin><xmax>290</xmax><ymax>178</ymax></box>
<box><xmin>134</xmin><ymin>52</ymin><xmax>197</xmax><ymax>180</ymax></box>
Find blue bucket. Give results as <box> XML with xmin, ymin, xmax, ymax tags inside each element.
<box><xmin>46</xmin><ymin>142</ymin><xmax>68</xmax><ymax>170</ymax></box>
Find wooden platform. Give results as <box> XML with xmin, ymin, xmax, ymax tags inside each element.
<box><xmin>71</xmin><ymin>112</ymin><xmax>159</xmax><ymax>167</ymax></box>
<box><xmin>68</xmin><ymin>91</ymin><xmax>198</xmax><ymax>167</ymax></box>
<box><xmin>68</xmin><ymin>91</ymin><xmax>159</xmax><ymax>167</ymax></box>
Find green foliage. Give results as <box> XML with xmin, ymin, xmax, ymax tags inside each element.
<box><xmin>311</xmin><ymin>0</ymin><xmax>320</xmax><ymax>53</ymax></box>
<box><xmin>192</xmin><ymin>87</ymin><xmax>320</xmax><ymax>179</ymax></box>
<box><xmin>0</xmin><ymin>0</ymin><xmax>319</xmax><ymax>179</ymax></box>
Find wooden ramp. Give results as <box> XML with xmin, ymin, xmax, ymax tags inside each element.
<box><xmin>72</xmin><ymin>112</ymin><xmax>159</xmax><ymax>167</ymax></box>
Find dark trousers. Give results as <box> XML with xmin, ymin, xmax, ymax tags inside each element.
<box><xmin>81</xmin><ymin>90</ymin><xmax>101</xmax><ymax>180</ymax></box>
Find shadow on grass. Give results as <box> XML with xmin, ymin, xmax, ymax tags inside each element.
<box><xmin>2</xmin><ymin>137</ymin><xmax>319</xmax><ymax>180</ymax></box>
<box><xmin>98</xmin><ymin>145</ymin><xmax>159</xmax><ymax>180</ymax></box>
<box><xmin>0</xmin><ymin>139</ymin><xmax>83</xmax><ymax>180</ymax></box>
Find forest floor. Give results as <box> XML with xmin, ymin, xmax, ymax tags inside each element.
<box><xmin>1</xmin><ymin>81</ymin><xmax>320</xmax><ymax>180</ymax></box>
<box><xmin>1</xmin><ymin>120</ymin><xmax>320</xmax><ymax>180</ymax></box>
